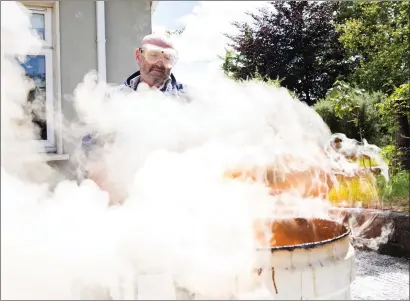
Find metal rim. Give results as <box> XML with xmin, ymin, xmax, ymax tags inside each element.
<box><xmin>255</xmin><ymin>219</ymin><xmax>351</xmax><ymax>252</ymax></box>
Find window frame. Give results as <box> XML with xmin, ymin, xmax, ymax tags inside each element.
<box><xmin>22</xmin><ymin>2</ymin><xmax>64</xmax><ymax>156</ymax></box>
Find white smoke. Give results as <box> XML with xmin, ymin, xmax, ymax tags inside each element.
<box><xmin>0</xmin><ymin>1</ymin><xmax>56</xmax><ymax>183</ymax></box>
<box><xmin>1</xmin><ymin>1</ymin><xmax>392</xmax><ymax>300</ymax></box>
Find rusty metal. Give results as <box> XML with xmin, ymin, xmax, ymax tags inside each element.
<box><xmin>256</xmin><ymin>218</ymin><xmax>351</xmax><ymax>252</ymax></box>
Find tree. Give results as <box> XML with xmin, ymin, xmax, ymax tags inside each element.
<box><xmin>377</xmin><ymin>84</ymin><xmax>410</xmax><ymax>170</ymax></box>
<box><xmin>223</xmin><ymin>1</ymin><xmax>355</xmax><ymax>105</ymax></box>
<box><xmin>336</xmin><ymin>2</ymin><xmax>410</xmax><ymax>170</ymax></box>
<box><xmin>335</xmin><ymin>1</ymin><xmax>410</xmax><ymax>95</ymax></box>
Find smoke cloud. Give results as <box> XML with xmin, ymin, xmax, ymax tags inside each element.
<box><xmin>1</xmin><ymin>2</ymin><xmax>393</xmax><ymax>300</ymax></box>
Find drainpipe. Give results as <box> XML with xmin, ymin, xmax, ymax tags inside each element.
<box><xmin>96</xmin><ymin>1</ymin><xmax>107</xmax><ymax>82</ymax></box>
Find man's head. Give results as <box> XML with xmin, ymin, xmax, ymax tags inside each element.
<box><xmin>135</xmin><ymin>34</ymin><xmax>178</xmax><ymax>87</ymax></box>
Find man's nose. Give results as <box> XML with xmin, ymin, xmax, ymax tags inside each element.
<box><xmin>155</xmin><ymin>60</ymin><xmax>165</xmax><ymax>67</ymax></box>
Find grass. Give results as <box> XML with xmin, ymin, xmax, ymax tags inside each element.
<box><xmin>377</xmin><ymin>170</ymin><xmax>410</xmax><ymax>212</ymax></box>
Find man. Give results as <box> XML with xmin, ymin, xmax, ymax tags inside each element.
<box><xmin>122</xmin><ymin>33</ymin><xmax>185</xmax><ymax>95</ymax></box>
<box><xmin>81</xmin><ymin>34</ymin><xmax>186</xmax><ymax>202</ymax></box>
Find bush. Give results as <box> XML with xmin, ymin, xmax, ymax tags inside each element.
<box><xmin>377</xmin><ymin>170</ymin><xmax>410</xmax><ymax>211</ymax></box>
<box><xmin>314</xmin><ymin>82</ymin><xmax>390</xmax><ymax>146</ymax></box>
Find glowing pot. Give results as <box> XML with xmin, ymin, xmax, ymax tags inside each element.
<box><xmin>254</xmin><ymin>218</ymin><xmax>356</xmax><ymax>300</ymax></box>
<box><xmin>133</xmin><ymin>219</ymin><xmax>355</xmax><ymax>300</ymax></box>
<box><xmin>225</xmin><ymin>168</ymin><xmax>333</xmax><ymax>199</ymax></box>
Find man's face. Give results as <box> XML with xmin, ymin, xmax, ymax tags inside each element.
<box><xmin>136</xmin><ymin>44</ymin><xmax>177</xmax><ymax>87</ymax></box>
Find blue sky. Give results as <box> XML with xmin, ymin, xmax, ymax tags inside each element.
<box><xmin>151</xmin><ymin>1</ymin><xmax>268</xmax><ymax>83</ymax></box>
<box><xmin>153</xmin><ymin>1</ymin><xmax>198</xmax><ymax>30</ymax></box>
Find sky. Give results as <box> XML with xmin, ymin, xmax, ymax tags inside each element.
<box><xmin>153</xmin><ymin>1</ymin><xmax>199</xmax><ymax>31</ymax></box>
<box><xmin>152</xmin><ymin>1</ymin><xmax>269</xmax><ymax>84</ymax></box>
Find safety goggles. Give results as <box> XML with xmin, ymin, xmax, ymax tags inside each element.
<box><xmin>139</xmin><ymin>44</ymin><xmax>178</xmax><ymax>69</ymax></box>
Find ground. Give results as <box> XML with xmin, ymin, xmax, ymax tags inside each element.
<box><xmin>352</xmin><ymin>250</ymin><xmax>410</xmax><ymax>300</ymax></box>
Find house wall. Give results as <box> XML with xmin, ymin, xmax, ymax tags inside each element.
<box><xmin>59</xmin><ymin>0</ymin><xmax>152</xmax><ymax>122</ymax></box>
<box><xmin>59</xmin><ymin>1</ymin><xmax>98</xmax><ymax>124</ymax></box>
<box><xmin>105</xmin><ymin>1</ymin><xmax>152</xmax><ymax>84</ymax></box>
<box><xmin>54</xmin><ymin>1</ymin><xmax>152</xmax><ymax>178</ymax></box>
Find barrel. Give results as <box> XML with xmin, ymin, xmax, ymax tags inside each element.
<box><xmin>254</xmin><ymin>218</ymin><xmax>356</xmax><ymax>300</ymax></box>
<box><xmin>104</xmin><ymin>218</ymin><xmax>356</xmax><ymax>300</ymax></box>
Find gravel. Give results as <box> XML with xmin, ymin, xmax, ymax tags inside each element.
<box><xmin>352</xmin><ymin>250</ymin><xmax>410</xmax><ymax>300</ymax></box>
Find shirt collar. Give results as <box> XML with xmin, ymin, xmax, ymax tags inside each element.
<box><xmin>129</xmin><ymin>74</ymin><xmax>171</xmax><ymax>92</ymax></box>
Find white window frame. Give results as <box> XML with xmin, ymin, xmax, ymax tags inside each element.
<box><xmin>22</xmin><ymin>2</ymin><xmax>65</xmax><ymax>158</ymax></box>
<box><xmin>26</xmin><ymin>7</ymin><xmax>55</xmax><ymax>152</ymax></box>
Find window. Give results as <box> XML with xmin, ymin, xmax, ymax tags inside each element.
<box><xmin>20</xmin><ymin>5</ymin><xmax>58</xmax><ymax>153</ymax></box>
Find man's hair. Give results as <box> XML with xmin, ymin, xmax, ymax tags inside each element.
<box><xmin>141</xmin><ymin>33</ymin><xmax>175</xmax><ymax>50</ymax></box>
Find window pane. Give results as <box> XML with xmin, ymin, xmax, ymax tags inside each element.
<box><xmin>21</xmin><ymin>55</ymin><xmax>47</xmax><ymax>141</ymax></box>
<box><xmin>30</xmin><ymin>13</ymin><xmax>45</xmax><ymax>40</ymax></box>
<box><xmin>22</xmin><ymin>55</ymin><xmax>46</xmax><ymax>87</ymax></box>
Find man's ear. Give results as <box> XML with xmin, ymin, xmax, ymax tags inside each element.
<box><xmin>135</xmin><ymin>48</ymin><xmax>141</xmax><ymax>63</ymax></box>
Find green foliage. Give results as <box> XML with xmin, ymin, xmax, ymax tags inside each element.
<box><xmin>314</xmin><ymin>82</ymin><xmax>390</xmax><ymax>145</ymax></box>
<box><xmin>336</xmin><ymin>1</ymin><xmax>410</xmax><ymax>95</ymax></box>
<box><xmin>380</xmin><ymin>144</ymin><xmax>405</xmax><ymax>174</ymax></box>
<box><xmin>165</xmin><ymin>27</ymin><xmax>186</xmax><ymax>37</ymax></box>
<box><xmin>376</xmin><ymin>84</ymin><xmax>410</xmax><ymax>170</ymax></box>
<box><xmin>251</xmin><ymin>69</ymin><xmax>281</xmax><ymax>87</ymax></box>
<box><xmin>221</xmin><ymin>49</ymin><xmax>249</xmax><ymax>80</ymax></box>
<box><xmin>377</xmin><ymin>84</ymin><xmax>410</xmax><ymax>132</ymax></box>
<box><xmin>381</xmin><ymin>145</ymin><xmax>399</xmax><ymax>166</ymax></box>
<box><xmin>325</xmin><ymin>80</ymin><xmax>365</xmax><ymax>124</ymax></box>
<box><xmin>390</xmin><ymin>84</ymin><xmax>410</xmax><ymax>103</ymax></box>
<box><xmin>377</xmin><ymin>170</ymin><xmax>410</xmax><ymax>210</ymax></box>
<box><xmin>335</xmin><ymin>2</ymin><xmax>410</xmax><ymax>170</ymax></box>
